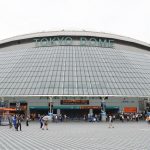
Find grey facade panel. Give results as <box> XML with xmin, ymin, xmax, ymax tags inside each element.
<box><xmin>0</xmin><ymin>46</ymin><xmax>150</xmax><ymax>96</ymax></box>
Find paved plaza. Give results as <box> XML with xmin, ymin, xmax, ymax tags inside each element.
<box><xmin>0</xmin><ymin>121</ymin><xmax>150</xmax><ymax>150</ymax></box>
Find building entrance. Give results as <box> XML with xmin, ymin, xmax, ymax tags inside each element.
<box><xmin>105</xmin><ymin>107</ymin><xmax>119</xmax><ymax>115</ymax></box>
<box><xmin>61</xmin><ymin>109</ymin><xmax>89</xmax><ymax>120</ymax></box>
<box><xmin>93</xmin><ymin>109</ymin><xmax>101</xmax><ymax>115</ymax></box>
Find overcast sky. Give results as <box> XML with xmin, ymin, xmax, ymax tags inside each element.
<box><xmin>0</xmin><ymin>0</ymin><xmax>149</xmax><ymax>43</ymax></box>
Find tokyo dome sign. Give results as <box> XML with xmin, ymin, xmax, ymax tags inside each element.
<box><xmin>33</xmin><ymin>37</ymin><xmax>114</xmax><ymax>48</ymax></box>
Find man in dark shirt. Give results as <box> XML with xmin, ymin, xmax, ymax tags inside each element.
<box><xmin>16</xmin><ymin>115</ymin><xmax>22</xmax><ymax>131</ymax></box>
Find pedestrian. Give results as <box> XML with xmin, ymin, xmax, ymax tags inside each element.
<box><xmin>132</xmin><ymin>114</ymin><xmax>135</xmax><ymax>121</ymax></box>
<box><xmin>121</xmin><ymin>114</ymin><xmax>124</xmax><ymax>122</ymax></box>
<box><xmin>113</xmin><ymin>115</ymin><xmax>116</xmax><ymax>121</ymax></box>
<box><xmin>108</xmin><ymin>114</ymin><xmax>114</xmax><ymax>128</ymax></box>
<box><xmin>16</xmin><ymin>115</ymin><xmax>22</xmax><ymax>131</ymax></box>
<box><xmin>127</xmin><ymin>115</ymin><xmax>130</xmax><ymax>122</ymax></box>
<box><xmin>26</xmin><ymin>115</ymin><xmax>30</xmax><ymax>126</ymax></box>
<box><xmin>13</xmin><ymin>115</ymin><xmax>17</xmax><ymax>130</ymax></box>
<box><xmin>8</xmin><ymin>115</ymin><xmax>13</xmax><ymax>128</ymax></box>
<box><xmin>135</xmin><ymin>114</ymin><xmax>139</xmax><ymax>122</ymax></box>
<box><xmin>59</xmin><ymin>114</ymin><xmax>63</xmax><ymax>122</ymax></box>
<box><xmin>39</xmin><ymin>115</ymin><xmax>43</xmax><ymax>128</ymax></box>
<box><xmin>55</xmin><ymin>115</ymin><xmax>58</xmax><ymax>123</ymax></box>
<box><xmin>42</xmin><ymin>115</ymin><xmax>49</xmax><ymax>130</ymax></box>
<box><xmin>64</xmin><ymin>114</ymin><xmax>67</xmax><ymax>122</ymax></box>
<box><xmin>42</xmin><ymin>120</ymin><xmax>48</xmax><ymax>130</ymax></box>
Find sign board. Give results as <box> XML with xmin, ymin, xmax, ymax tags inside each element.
<box><xmin>61</xmin><ymin>100</ymin><xmax>89</xmax><ymax>105</ymax></box>
<box><xmin>33</xmin><ymin>36</ymin><xmax>114</xmax><ymax>48</ymax></box>
<box><xmin>53</xmin><ymin>106</ymin><xmax>100</xmax><ymax>110</ymax></box>
<box><xmin>124</xmin><ymin>107</ymin><xmax>137</xmax><ymax>113</ymax></box>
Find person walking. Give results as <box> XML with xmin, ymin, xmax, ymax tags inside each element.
<box><xmin>26</xmin><ymin>115</ymin><xmax>30</xmax><ymax>126</ymax></box>
<box><xmin>13</xmin><ymin>115</ymin><xmax>17</xmax><ymax>130</ymax></box>
<box><xmin>16</xmin><ymin>115</ymin><xmax>22</xmax><ymax>131</ymax></box>
<box><xmin>55</xmin><ymin>115</ymin><xmax>58</xmax><ymax>123</ymax></box>
<box><xmin>42</xmin><ymin>115</ymin><xmax>49</xmax><ymax>130</ymax></box>
<box><xmin>64</xmin><ymin>114</ymin><xmax>67</xmax><ymax>122</ymax></box>
<box><xmin>135</xmin><ymin>114</ymin><xmax>139</xmax><ymax>122</ymax></box>
<box><xmin>127</xmin><ymin>115</ymin><xmax>130</xmax><ymax>122</ymax></box>
<box><xmin>39</xmin><ymin>115</ymin><xmax>43</xmax><ymax>128</ymax></box>
<box><xmin>42</xmin><ymin>120</ymin><xmax>48</xmax><ymax>130</ymax></box>
<box><xmin>8</xmin><ymin>115</ymin><xmax>13</xmax><ymax>129</ymax></box>
<box><xmin>108</xmin><ymin>114</ymin><xmax>114</xmax><ymax>128</ymax></box>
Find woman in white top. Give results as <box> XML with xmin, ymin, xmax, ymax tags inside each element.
<box><xmin>108</xmin><ymin>115</ymin><xmax>114</xmax><ymax>128</ymax></box>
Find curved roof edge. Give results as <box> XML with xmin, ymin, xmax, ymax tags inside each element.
<box><xmin>0</xmin><ymin>30</ymin><xmax>150</xmax><ymax>48</ymax></box>
<box><xmin>0</xmin><ymin>95</ymin><xmax>149</xmax><ymax>98</ymax></box>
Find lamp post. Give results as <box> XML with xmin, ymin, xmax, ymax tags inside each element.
<box><xmin>49</xmin><ymin>97</ymin><xmax>53</xmax><ymax>113</ymax></box>
<box><xmin>101</xmin><ymin>97</ymin><xmax>106</xmax><ymax>112</ymax></box>
<box><xmin>16</xmin><ymin>101</ymin><xmax>20</xmax><ymax>115</ymax></box>
<box><xmin>101</xmin><ymin>97</ymin><xmax>107</xmax><ymax>122</ymax></box>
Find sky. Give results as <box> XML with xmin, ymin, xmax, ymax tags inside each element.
<box><xmin>0</xmin><ymin>0</ymin><xmax>149</xmax><ymax>43</ymax></box>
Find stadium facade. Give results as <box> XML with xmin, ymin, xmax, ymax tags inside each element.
<box><xmin>0</xmin><ymin>31</ymin><xmax>150</xmax><ymax>117</ymax></box>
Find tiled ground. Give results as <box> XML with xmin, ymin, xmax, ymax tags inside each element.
<box><xmin>0</xmin><ymin>121</ymin><xmax>150</xmax><ymax>150</ymax></box>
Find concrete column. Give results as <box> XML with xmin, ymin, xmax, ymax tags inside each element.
<box><xmin>57</xmin><ymin>109</ymin><xmax>60</xmax><ymax>115</ymax></box>
<box><xmin>89</xmin><ymin>109</ymin><xmax>93</xmax><ymax>116</ymax></box>
<box><xmin>27</xmin><ymin>103</ymin><xmax>30</xmax><ymax>116</ymax></box>
<box><xmin>8</xmin><ymin>99</ymin><xmax>10</xmax><ymax>108</ymax></box>
<box><xmin>102</xmin><ymin>97</ymin><xmax>106</xmax><ymax>112</ymax></box>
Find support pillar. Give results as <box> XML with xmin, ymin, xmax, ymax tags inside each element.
<box><xmin>57</xmin><ymin>109</ymin><xmax>60</xmax><ymax>115</ymax></box>
<box><xmin>89</xmin><ymin>109</ymin><xmax>93</xmax><ymax>116</ymax></box>
<box><xmin>101</xmin><ymin>97</ymin><xmax>107</xmax><ymax>122</ymax></box>
<box><xmin>27</xmin><ymin>103</ymin><xmax>30</xmax><ymax>116</ymax></box>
